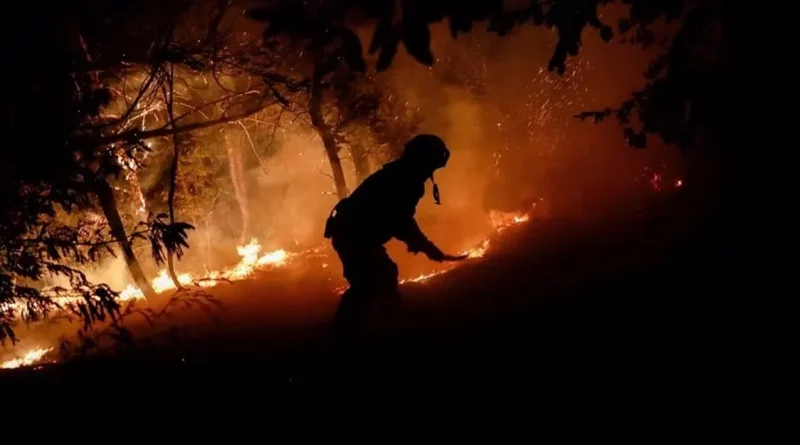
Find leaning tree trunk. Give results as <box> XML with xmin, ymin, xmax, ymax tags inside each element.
<box><xmin>95</xmin><ymin>179</ymin><xmax>155</xmax><ymax>295</ymax></box>
<box><xmin>226</xmin><ymin>131</ymin><xmax>250</xmax><ymax>243</ymax></box>
<box><xmin>310</xmin><ymin>65</ymin><xmax>348</xmax><ymax>199</ymax></box>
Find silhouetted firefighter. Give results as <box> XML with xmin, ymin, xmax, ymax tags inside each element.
<box><xmin>324</xmin><ymin>134</ymin><xmax>464</xmax><ymax>338</ymax></box>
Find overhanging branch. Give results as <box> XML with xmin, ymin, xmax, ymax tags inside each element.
<box><xmin>73</xmin><ymin>100</ymin><xmax>277</xmax><ymax>148</ymax></box>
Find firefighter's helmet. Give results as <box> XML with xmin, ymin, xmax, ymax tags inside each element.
<box><xmin>401</xmin><ymin>134</ymin><xmax>450</xmax><ymax>172</ymax></box>
<box><xmin>401</xmin><ymin>134</ymin><xmax>449</xmax><ymax>205</ymax></box>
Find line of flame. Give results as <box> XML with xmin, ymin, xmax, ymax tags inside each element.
<box><xmin>1</xmin><ymin>347</ymin><xmax>54</xmax><ymax>370</ymax></box>
<box><xmin>2</xmin><ymin>210</ymin><xmax>532</xmax><ymax>369</ymax></box>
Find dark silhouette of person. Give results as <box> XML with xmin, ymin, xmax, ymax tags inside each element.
<box><xmin>324</xmin><ymin>134</ymin><xmax>453</xmax><ymax>338</ymax></box>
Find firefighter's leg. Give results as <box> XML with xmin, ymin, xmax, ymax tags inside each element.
<box><xmin>332</xmin><ymin>240</ymin><xmax>376</xmax><ymax>339</ymax></box>
<box><xmin>333</xmin><ymin>287</ymin><xmax>369</xmax><ymax>340</ymax></box>
<box><xmin>373</xmin><ymin>246</ymin><xmax>400</xmax><ymax>299</ymax></box>
<box><xmin>367</xmin><ymin>246</ymin><xmax>403</xmax><ymax>334</ymax></box>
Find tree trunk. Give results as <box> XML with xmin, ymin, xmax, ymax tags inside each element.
<box><xmin>310</xmin><ymin>64</ymin><xmax>348</xmax><ymax>199</ymax></box>
<box><xmin>95</xmin><ymin>179</ymin><xmax>155</xmax><ymax>295</ymax></box>
<box><xmin>165</xmin><ymin>161</ymin><xmax>180</xmax><ymax>290</ymax></box>
<box><xmin>226</xmin><ymin>132</ymin><xmax>250</xmax><ymax>243</ymax></box>
<box><xmin>165</xmin><ymin>74</ymin><xmax>182</xmax><ymax>290</ymax></box>
<box><xmin>349</xmin><ymin>142</ymin><xmax>370</xmax><ymax>184</ymax></box>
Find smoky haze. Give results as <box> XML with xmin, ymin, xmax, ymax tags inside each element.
<box><xmin>55</xmin><ymin>7</ymin><xmax>685</xmax><ymax>289</ymax></box>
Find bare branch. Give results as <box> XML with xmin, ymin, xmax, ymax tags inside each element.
<box><xmin>236</xmin><ymin>120</ymin><xmax>269</xmax><ymax>175</ymax></box>
<box><xmin>74</xmin><ymin>100</ymin><xmax>276</xmax><ymax>148</ymax></box>
<box><xmin>171</xmin><ymin>90</ymin><xmax>262</xmax><ymax>122</ymax></box>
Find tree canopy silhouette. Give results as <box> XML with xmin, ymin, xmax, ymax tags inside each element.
<box><xmin>246</xmin><ymin>0</ymin><xmax>748</xmax><ymax>152</ymax></box>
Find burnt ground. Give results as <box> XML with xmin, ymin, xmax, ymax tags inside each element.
<box><xmin>0</xmin><ymin>192</ymin><xmax>766</xmax><ymax>408</ymax></box>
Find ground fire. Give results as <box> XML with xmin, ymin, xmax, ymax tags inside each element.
<box><xmin>1</xmin><ymin>208</ymin><xmax>532</xmax><ymax>370</ymax></box>
<box><xmin>1</xmin><ymin>347</ymin><xmax>54</xmax><ymax>370</ymax></box>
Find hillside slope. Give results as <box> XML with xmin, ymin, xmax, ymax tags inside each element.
<box><xmin>1</xmin><ymin>195</ymin><xmax>758</xmax><ymax>402</ymax></box>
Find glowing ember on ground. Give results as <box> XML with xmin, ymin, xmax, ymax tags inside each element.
<box><xmin>1</xmin><ymin>347</ymin><xmax>54</xmax><ymax>370</ymax></box>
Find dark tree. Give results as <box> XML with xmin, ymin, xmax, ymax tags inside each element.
<box><xmin>246</xmin><ymin>3</ymin><xmax>372</xmax><ymax>198</ymax></box>
<box><xmin>0</xmin><ymin>4</ymin><xmax>142</xmax><ymax>342</ymax></box>
<box><xmin>0</xmin><ymin>0</ymin><xmax>289</xmax><ymax>342</ymax></box>
<box><xmin>328</xmin><ymin>68</ymin><xmax>422</xmax><ymax>184</ymax></box>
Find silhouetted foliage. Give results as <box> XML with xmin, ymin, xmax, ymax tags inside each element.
<box><xmin>247</xmin><ymin>0</ymin><xmax>736</xmax><ymax>151</ymax></box>
<box><xmin>148</xmin><ymin>214</ymin><xmax>195</xmax><ymax>266</ymax></box>
<box><xmin>247</xmin><ymin>0</ymin><xmax>617</xmax><ymax>75</ymax></box>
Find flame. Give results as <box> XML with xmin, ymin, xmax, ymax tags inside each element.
<box><xmin>399</xmin><ymin>267</ymin><xmax>455</xmax><ymax>284</ymax></box>
<box><xmin>2</xmin><ymin>239</ymin><xmax>297</xmax><ymax>319</ymax></box>
<box><xmin>119</xmin><ymin>284</ymin><xmax>145</xmax><ymax>301</ymax></box>
<box><xmin>1</xmin><ymin>347</ymin><xmax>54</xmax><ymax>370</ymax></box>
<box><xmin>257</xmin><ymin>249</ymin><xmax>290</xmax><ymax>267</ymax></box>
<box><xmin>400</xmin><ymin>210</ymin><xmax>530</xmax><ymax>283</ymax></box>
<box><xmin>149</xmin><ymin>239</ymin><xmax>293</xmax><ymax>293</ymax></box>
<box><xmin>366</xmin><ymin>210</ymin><xmax>531</xmax><ymax>287</ymax></box>
<box><xmin>463</xmin><ymin>239</ymin><xmax>491</xmax><ymax>259</ymax></box>
<box><xmin>2</xmin><ymin>284</ymin><xmax>147</xmax><ymax>318</ymax></box>
<box><xmin>197</xmin><ymin>271</ymin><xmax>221</xmax><ymax>288</ymax></box>
<box><xmin>151</xmin><ymin>269</ymin><xmax>175</xmax><ymax>293</ymax></box>
<box><xmin>489</xmin><ymin>210</ymin><xmax>530</xmax><ymax>232</ymax></box>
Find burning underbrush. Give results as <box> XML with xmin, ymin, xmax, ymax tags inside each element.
<box><xmin>1</xmin><ymin>207</ymin><xmax>535</xmax><ymax>370</ymax></box>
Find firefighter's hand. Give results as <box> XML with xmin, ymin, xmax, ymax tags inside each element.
<box><xmin>424</xmin><ymin>245</ymin><xmax>446</xmax><ymax>262</ymax></box>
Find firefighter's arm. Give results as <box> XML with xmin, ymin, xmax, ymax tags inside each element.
<box><xmin>395</xmin><ymin>217</ymin><xmax>445</xmax><ymax>261</ymax></box>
